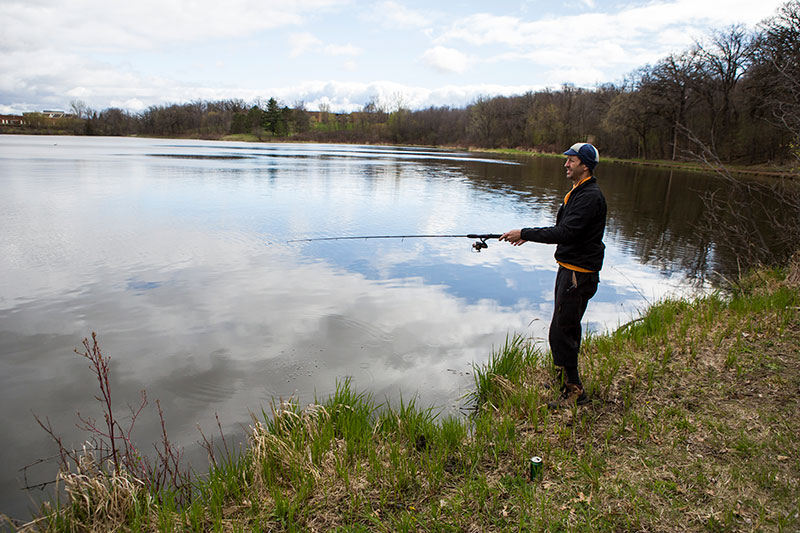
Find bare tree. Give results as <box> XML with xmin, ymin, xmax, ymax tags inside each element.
<box><xmin>754</xmin><ymin>0</ymin><xmax>800</xmax><ymax>164</ymax></box>
<box><xmin>603</xmin><ymin>74</ymin><xmax>658</xmax><ymax>159</ymax></box>
<box><xmin>319</xmin><ymin>102</ymin><xmax>331</xmax><ymax>125</ymax></box>
<box><xmin>69</xmin><ymin>99</ymin><xmax>88</xmax><ymax>119</ymax></box>
<box><xmin>648</xmin><ymin>51</ymin><xmax>702</xmax><ymax>160</ymax></box>
<box><xmin>695</xmin><ymin>24</ymin><xmax>754</xmax><ymax>156</ymax></box>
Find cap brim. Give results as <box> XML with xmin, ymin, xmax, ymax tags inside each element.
<box><xmin>563</xmin><ymin>149</ymin><xmax>579</xmax><ymax>156</ymax></box>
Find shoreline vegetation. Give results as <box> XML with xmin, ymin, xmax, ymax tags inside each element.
<box><xmin>2</xmin><ymin>130</ymin><xmax>797</xmax><ymax>179</ymax></box>
<box><xmin>5</xmin><ymin>257</ymin><xmax>798</xmax><ymax>531</ymax></box>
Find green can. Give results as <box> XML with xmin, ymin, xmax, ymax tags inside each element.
<box><xmin>529</xmin><ymin>456</ymin><xmax>543</xmax><ymax>481</ymax></box>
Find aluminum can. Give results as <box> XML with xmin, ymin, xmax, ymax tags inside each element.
<box><xmin>529</xmin><ymin>456</ymin><xmax>543</xmax><ymax>481</ymax></box>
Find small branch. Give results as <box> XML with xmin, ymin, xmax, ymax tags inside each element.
<box><xmin>27</xmin><ymin>332</ymin><xmax>194</xmax><ymax>510</ymax></box>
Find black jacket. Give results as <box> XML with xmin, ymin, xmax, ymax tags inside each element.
<box><xmin>520</xmin><ymin>176</ymin><xmax>607</xmax><ymax>272</ymax></box>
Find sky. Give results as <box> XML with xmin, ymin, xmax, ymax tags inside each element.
<box><xmin>0</xmin><ymin>0</ymin><xmax>791</xmax><ymax>114</ymax></box>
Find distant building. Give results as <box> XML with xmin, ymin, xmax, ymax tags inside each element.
<box><xmin>20</xmin><ymin>110</ymin><xmax>72</xmax><ymax>119</ymax></box>
<box><xmin>42</xmin><ymin>110</ymin><xmax>68</xmax><ymax>118</ymax></box>
<box><xmin>0</xmin><ymin>114</ymin><xmax>25</xmax><ymax>125</ymax></box>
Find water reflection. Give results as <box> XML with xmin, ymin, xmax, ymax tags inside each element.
<box><xmin>0</xmin><ymin>135</ymin><xmax>758</xmax><ymax>520</ymax></box>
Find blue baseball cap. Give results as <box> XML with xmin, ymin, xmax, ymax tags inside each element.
<box><xmin>564</xmin><ymin>142</ymin><xmax>599</xmax><ymax>172</ymax></box>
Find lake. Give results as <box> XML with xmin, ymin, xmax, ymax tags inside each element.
<box><xmin>0</xmin><ymin>135</ymin><xmax>736</xmax><ymax>519</ymax></box>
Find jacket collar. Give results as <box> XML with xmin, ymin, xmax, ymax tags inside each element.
<box><xmin>564</xmin><ymin>176</ymin><xmax>595</xmax><ymax>205</ymax></box>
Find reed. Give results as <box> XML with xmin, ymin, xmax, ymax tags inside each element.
<box><xmin>470</xmin><ymin>334</ymin><xmax>542</xmax><ymax>410</ymax></box>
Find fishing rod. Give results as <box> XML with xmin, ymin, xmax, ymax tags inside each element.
<box><xmin>287</xmin><ymin>233</ymin><xmax>503</xmax><ymax>252</ymax></box>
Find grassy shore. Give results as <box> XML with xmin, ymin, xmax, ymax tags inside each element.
<box><xmin>8</xmin><ymin>258</ymin><xmax>800</xmax><ymax>532</ymax></box>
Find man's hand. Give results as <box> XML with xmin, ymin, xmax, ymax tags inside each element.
<box><xmin>500</xmin><ymin>229</ymin><xmax>527</xmax><ymax>246</ymax></box>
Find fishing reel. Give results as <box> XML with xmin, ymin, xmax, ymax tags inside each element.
<box><xmin>472</xmin><ymin>237</ymin><xmax>490</xmax><ymax>252</ymax></box>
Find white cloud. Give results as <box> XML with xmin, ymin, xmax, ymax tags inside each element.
<box><xmin>369</xmin><ymin>1</ymin><xmax>437</xmax><ymax>29</ymax></box>
<box><xmin>435</xmin><ymin>0</ymin><xmax>787</xmax><ymax>73</ymax></box>
<box><xmin>421</xmin><ymin>46</ymin><xmax>471</xmax><ymax>74</ymax></box>
<box><xmin>324</xmin><ymin>44</ymin><xmax>363</xmax><ymax>57</ymax></box>
<box><xmin>0</xmin><ymin>0</ymin><xmax>346</xmax><ymax>54</ymax></box>
<box><xmin>0</xmin><ymin>0</ymin><xmax>353</xmax><ymax>111</ymax></box>
<box><xmin>111</xmin><ymin>98</ymin><xmax>147</xmax><ymax>111</ymax></box>
<box><xmin>0</xmin><ymin>0</ymin><xmax>789</xmax><ymax>114</ymax></box>
<box><xmin>544</xmin><ymin>67</ymin><xmax>607</xmax><ymax>87</ymax></box>
<box><xmin>0</xmin><ymin>46</ymin><xmax>155</xmax><ymax>111</ymax></box>
<box><xmin>268</xmin><ymin>80</ymin><xmax>542</xmax><ymax>112</ymax></box>
<box><xmin>289</xmin><ymin>35</ymin><xmax>361</xmax><ymax>59</ymax></box>
<box><xmin>436</xmin><ymin>14</ymin><xmax>526</xmax><ymax>47</ymax></box>
<box><xmin>66</xmin><ymin>87</ymin><xmax>89</xmax><ymax>97</ymax></box>
<box><xmin>290</xmin><ymin>32</ymin><xmax>323</xmax><ymax>57</ymax></box>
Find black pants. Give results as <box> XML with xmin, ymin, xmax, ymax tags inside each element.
<box><xmin>549</xmin><ymin>266</ymin><xmax>599</xmax><ymax>368</ymax></box>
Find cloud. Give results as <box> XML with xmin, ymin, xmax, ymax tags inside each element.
<box><xmin>435</xmin><ymin>0</ymin><xmax>787</xmax><ymax>73</ymax></box>
<box><xmin>0</xmin><ymin>0</ymin><xmax>353</xmax><ymax>111</ymax></box>
<box><xmin>368</xmin><ymin>1</ymin><xmax>438</xmax><ymax>30</ymax></box>
<box><xmin>0</xmin><ymin>0</ymin><xmax>788</xmax><ymax>114</ymax></box>
<box><xmin>289</xmin><ymin>34</ymin><xmax>361</xmax><ymax>59</ymax></box>
<box><xmin>0</xmin><ymin>45</ymin><xmax>157</xmax><ymax>111</ymax></box>
<box><xmin>543</xmin><ymin>67</ymin><xmax>607</xmax><ymax>87</ymax></box>
<box><xmin>324</xmin><ymin>44</ymin><xmax>363</xmax><ymax>57</ymax></box>
<box><xmin>0</xmin><ymin>0</ymin><xmax>347</xmax><ymax>54</ymax></box>
<box><xmin>267</xmin><ymin>80</ymin><xmax>542</xmax><ymax>112</ymax></box>
<box><xmin>4</xmin><ymin>52</ymin><xmax>529</xmax><ymax>113</ymax></box>
<box><xmin>112</xmin><ymin>98</ymin><xmax>147</xmax><ymax>111</ymax></box>
<box><xmin>290</xmin><ymin>32</ymin><xmax>323</xmax><ymax>57</ymax></box>
<box><xmin>421</xmin><ymin>46</ymin><xmax>471</xmax><ymax>74</ymax></box>
<box><xmin>436</xmin><ymin>14</ymin><xmax>527</xmax><ymax>47</ymax></box>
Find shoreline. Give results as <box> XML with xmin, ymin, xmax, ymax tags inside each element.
<box><xmin>2</xmin><ymin>131</ymin><xmax>797</xmax><ymax>179</ymax></box>
<box><xmin>8</xmin><ymin>257</ymin><xmax>799</xmax><ymax>531</ymax></box>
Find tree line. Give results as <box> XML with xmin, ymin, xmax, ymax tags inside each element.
<box><xmin>6</xmin><ymin>0</ymin><xmax>799</xmax><ymax>166</ymax></box>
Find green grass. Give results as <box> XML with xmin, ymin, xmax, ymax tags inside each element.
<box><xmin>220</xmin><ymin>133</ymin><xmax>262</xmax><ymax>142</ymax></box>
<box><xmin>13</xmin><ymin>262</ymin><xmax>800</xmax><ymax>532</ymax></box>
<box><xmin>471</xmin><ymin>334</ymin><xmax>542</xmax><ymax>409</ymax></box>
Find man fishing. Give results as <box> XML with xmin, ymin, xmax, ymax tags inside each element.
<box><xmin>500</xmin><ymin>142</ymin><xmax>607</xmax><ymax>409</ymax></box>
